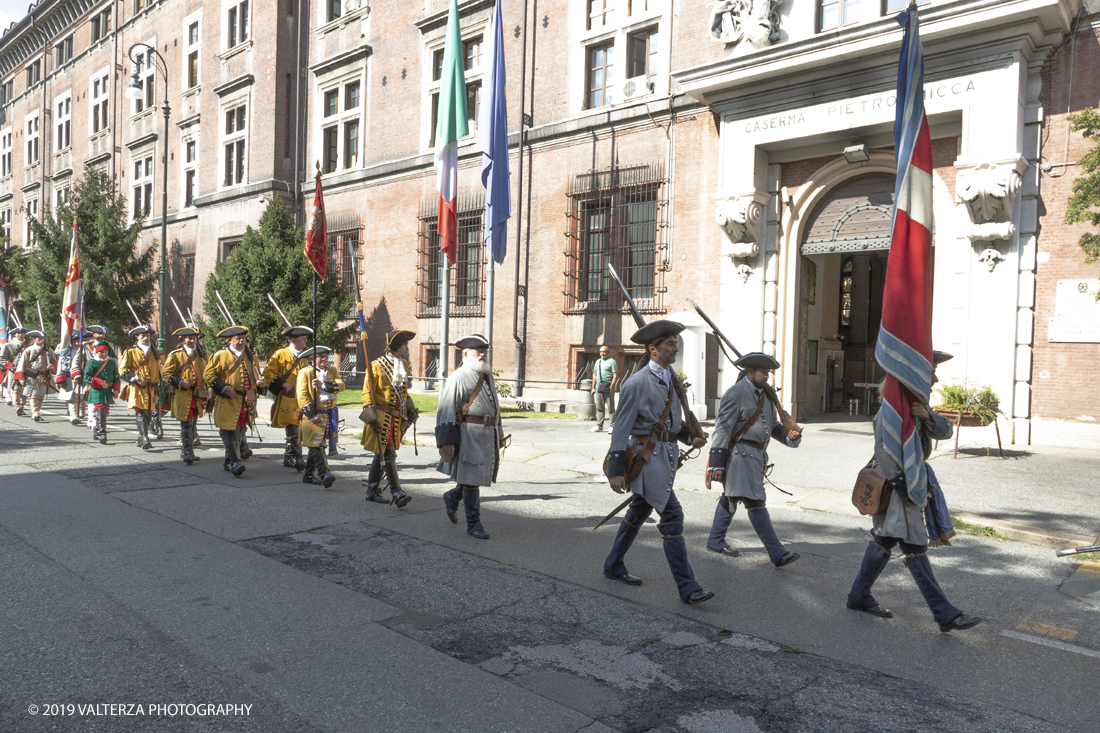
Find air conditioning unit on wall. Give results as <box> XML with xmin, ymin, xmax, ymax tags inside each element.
<box><xmin>621</xmin><ymin>76</ymin><xmax>654</xmax><ymax>100</ymax></box>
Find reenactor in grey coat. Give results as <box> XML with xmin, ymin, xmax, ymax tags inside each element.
<box><xmin>436</xmin><ymin>334</ymin><xmax>503</xmax><ymax>540</ymax></box>
<box><xmin>705</xmin><ymin>353</ymin><xmax>802</xmax><ymax>567</ymax></box>
<box><xmin>847</xmin><ymin>351</ymin><xmax>982</xmax><ymax>633</ymax></box>
<box><xmin>1</xmin><ymin>326</ymin><xmax>27</xmax><ymax>409</ymax></box>
<box><xmin>603</xmin><ymin>320</ymin><xmax>713</xmax><ymax>605</ymax></box>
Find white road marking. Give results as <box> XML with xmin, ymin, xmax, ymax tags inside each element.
<box><xmin>1000</xmin><ymin>630</ymin><xmax>1100</xmax><ymax>659</ymax></box>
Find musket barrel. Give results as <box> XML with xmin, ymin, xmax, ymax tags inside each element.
<box><xmin>266</xmin><ymin>293</ymin><xmax>293</xmax><ymax>328</ymax></box>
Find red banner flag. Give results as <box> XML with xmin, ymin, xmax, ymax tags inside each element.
<box><xmin>303</xmin><ymin>167</ymin><xmax>328</xmax><ymax>280</ymax></box>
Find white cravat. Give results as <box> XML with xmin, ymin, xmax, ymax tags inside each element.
<box><xmin>183</xmin><ymin>345</ymin><xmax>194</xmax><ymax>356</ymax></box>
<box><xmin>387</xmin><ymin>353</ymin><xmax>407</xmax><ymax>384</ymax></box>
<box><xmin>228</xmin><ymin>346</ymin><xmax>242</xmax><ymax>357</ymax></box>
<box><xmin>647</xmin><ymin>360</ymin><xmax>672</xmax><ymax>387</ymax></box>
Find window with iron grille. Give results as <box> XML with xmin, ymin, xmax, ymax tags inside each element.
<box><xmin>416</xmin><ymin>193</ymin><xmax>486</xmax><ymax>318</ymax></box>
<box><xmin>325</xmin><ymin>215</ymin><xmax>362</xmax><ymax>319</ymax></box>
<box><xmin>564</xmin><ymin>163</ymin><xmax>667</xmax><ymax>314</ymax></box>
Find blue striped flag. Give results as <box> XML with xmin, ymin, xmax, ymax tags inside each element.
<box><xmin>477</xmin><ymin>0</ymin><xmax>510</xmax><ymax>264</ymax></box>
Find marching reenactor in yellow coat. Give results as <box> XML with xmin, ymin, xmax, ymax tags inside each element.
<box><xmin>262</xmin><ymin>326</ymin><xmax>313</xmax><ymax>472</ymax></box>
<box><xmin>296</xmin><ymin>346</ymin><xmax>344</xmax><ymax>488</ymax></box>
<box><xmin>362</xmin><ymin>330</ymin><xmax>416</xmax><ymax>508</ymax></box>
<box><xmin>203</xmin><ymin>326</ymin><xmax>265</xmax><ymax>477</ymax></box>
<box><xmin>119</xmin><ymin>326</ymin><xmax>163</xmax><ymax>449</ymax></box>
<box><xmin>162</xmin><ymin>327</ymin><xmax>208</xmax><ymax>465</ymax></box>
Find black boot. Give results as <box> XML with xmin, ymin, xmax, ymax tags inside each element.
<box><xmin>151</xmin><ymin>408</ymin><xmax>164</xmax><ymax>439</ymax></box>
<box><xmin>282</xmin><ymin>426</ymin><xmax>297</xmax><ymax>468</ymax></box>
<box><xmin>462</xmin><ymin>487</ymin><xmax>488</xmax><ymax>539</ymax></box>
<box><xmin>136</xmin><ymin>412</ymin><xmax>152</xmax><ymax>449</ymax></box>
<box><xmin>303</xmin><ymin>448</ymin><xmax>334</xmax><ymax>487</ymax></box>
<box><xmin>238</xmin><ymin>430</ymin><xmax>253</xmax><ymax>460</ymax></box>
<box><xmin>220</xmin><ymin>429</ymin><xmax>245</xmax><ymax>476</ymax></box>
<box><xmin>180</xmin><ymin>421</ymin><xmax>194</xmax><ymax>465</ymax></box>
<box><xmin>384</xmin><ymin>453</ymin><xmax>410</xmax><ymax>507</ymax></box>
<box><xmin>363</xmin><ymin>454</ymin><xmax>388</xmax><ymax>503</ymax></box>
<box><xmin>188</xmin><ymin>419</ymin><xmax>201</xmax><ymax>460</ymax></box>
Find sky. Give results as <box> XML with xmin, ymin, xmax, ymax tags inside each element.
<box><xmin>0</xmin><ymin>0</ymin><xmax>27</xmax><ymax>33</ymax></box>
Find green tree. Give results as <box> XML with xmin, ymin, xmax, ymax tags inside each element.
<box><xmin>1066</xmin><ymin>107</ymin><xmax>1100</xmax><ymax>300</ymax></box>
<box><xmin>199</xmin><ymin>198</ymin><xmax>355</xmax><ymax>357</ymax></box>
<box><xmin>20</xmin><ymin>166</ymin><xmax>157</xmax><ymax>345</ymax></box>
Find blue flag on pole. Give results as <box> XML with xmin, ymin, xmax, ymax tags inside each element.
<box><xmin>478</xmin><ymin>0</ymin><xmax>510</xmax><ymax>265</ymax></box>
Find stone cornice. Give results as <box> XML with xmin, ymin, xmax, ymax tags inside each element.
<box><xmin>213</xmin><ymin>74</ymin><xmax>255</xmax><ymax>98</ymax></box>
<box><xmin>414</xmin><ymin>0</ymin><xmax>494</xmax><ymax>33</ymax></box>
<box><xmin>125</xmin><ymin>132</ymin><xmax>158</xmax><ymax>151</ymax></box>
<box><xmin>309</xmin><ymin>45</ymin><xmax>372</xmax><ymax>77</ymax></box>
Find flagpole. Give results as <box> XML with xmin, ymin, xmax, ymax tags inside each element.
<box><xmin>485</xmin><ymin>254</ymin><xmax>493</xmax><ymax>369</ymax></box>
<box><xmin>440</xmin><ymin>261</ymin><xmax>450</xmax><ymax>378</ymax></box>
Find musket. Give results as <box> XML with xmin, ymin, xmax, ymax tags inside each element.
<box><xmin>349</xmin><ymin>242</ymin><xmax>380</xmax><ymax>433</ymax></box>
<box><xmin>32</xmin><ymin>300</ymin><xmax>55</xmax><ymax>392</ymax></box>
<box><xmin>266</xmin><ymin>294</ymin><xmax>293</xmax><ymax>328</ymax></box>
<box><xmin>10</xmin><ymin>304</ymin><xmax>22</xmax><ymax>328</ymax></box>
<box><xmin>35</xmin><ymin>300</ymin><xmax>45</xmax><ymax>332</ymax></box>
<box><xmin>686</xmin><ymin>297</ymin><xmax>802</xmax><ymax>439</ymax></box>
<box><xmin>1056</xmin><ymin>544</ymin><xmax>1100</xmax><ymax>557</ymax></box>
<box><xmin>170</xmin><ymin>296</ymin><xmax>190</xmax><ymax>328</ymax></box>
<box><xmin>594</xmin><ymin>264</ymin><xmax>706</xmax><ymax>529</ymax></box>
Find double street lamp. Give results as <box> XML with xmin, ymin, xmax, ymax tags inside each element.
<box><xmin>124</xmin><ymin>43</ymin><xmax>170</xmax><ymax>353</ymax></box>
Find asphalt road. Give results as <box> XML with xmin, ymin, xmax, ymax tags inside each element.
<box><xmin>1</xmin><ymin>401</ymin><xmax>1096</xmax><ymax>732</ymax></box>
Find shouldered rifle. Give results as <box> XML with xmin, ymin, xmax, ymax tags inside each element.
<box><xmin>349</xmin><ymin>242</ymin><xmax>380</xmax><ymax>430</ymax></box>
<box><xmin>687</xmin><ymin>297</ymin><xmax>802</xmax><ymax>440</ymax></box>
<box><xmin>266</xmin><ymin>294</ymin><xmax>293</xmax><ymax>328</ymax></box>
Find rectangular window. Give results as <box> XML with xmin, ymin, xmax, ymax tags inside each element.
<box><xmin>564</xmin><ymin>164</ymin><xmax>667</xmax><ymax>312</ymax></box>
<box><xmin>586</xmin><ymin>42</ymin><xmax>614</xmax><ymax>109</ymax></box>
<box><xmin>133</xmin><ymin>154</ymin><xmax>153</xmax><ymax>219</ymax></box>
<box><xmin>587</xmin><ymin>0</ymin><xmax>613</xmax><ymax>30</ymax></box>
<box><xmin>345</xmin><ymin>81</ymin><xmax>360</xmax><ymax>110</ymax></box>
<box><xmin>343</xmin><ymin>119</ymin><xmax>358</xmax><ymax>169</ymax></box>
<box><xmin>222</xmin><ymin>103</ymin><xmax>246</xmax><ymax>186</ymax></box>
<box><xmin>416</xmin><ymin>196</ymin><xmax>486</xmax><ymax>317</ymax></box>
<box><xmin>25</xmin><ymin>113</ymin><xmax>39</xmax><ymax>165</ymax></box>
<box><xmin>322</xmin><ymin>126</ymin><xmax>338</xmax><ymax>173</ymax></box>
<box><xmin>134</xmin><ymin>0</ymin><xmax>146</xmax><ymax>13</ymax></box>
<box><xmin>56</xmin><ymin>95</ymin><xmax>71</xmax><ymax>150</ymax></box>
<box><xmin>91</xmin><ymin>72</ymin><xmax>110</xmax><ymax>133</ymax></box>
<box><xmin>185</xmin><ymin>169</ymin><xmax>196</xmax><ymax>207</ymax></box>
<box><xmin>820</xmin><ymin>0</ymin><xmax>860</xmax><ymax>30</ymax></box>
<box><xmin>178</xmin><ymin>250</ymin><xmax>196</xmax><ymax>306</ymax></box>
<box><xmin>24</xmin><ymin>198</ymin><xmax>38</xmax><ymax>246</ymax></box>
<box><xmin>0</xmin><ymin>129</ymin><xmax>11</xmax><ymax>177</ymax></box>
<box><xmin>327</xmin><ymin>0</ymin><xmax>341</xmax><ymax>22</ymax></box>
<box><xmin>184</xmin><ymin>17</ymin><xmax>200</xmax><ymax>89</ymax></box>
<box><xmin>627</xmin><ymin>27</ymin><xmax>658</xmax><ymax>82</ymax></box>
<box><xmin>55</xmin><ymin>185</ymin><xmax>69</xmax><ymax>218</ymax></box>
<box><xmin>324</xmin><ymin>89</ymin><xmax>338</xmax><ymax>117</ymax></box>
<box><xmin>227</xmin><ymin>1</ymin><xmax>249</xmax><ymax>47</ymax></box>
<box><xmin>135</xmin><ymin>49</ymin><xmax>155</xmax><ymax>113</ymax></box>
<box><xmin>90</xmin><ymin>8</ymin><xmax>112</xmax><ymax>43</ymax></box>
<box><xmin>183</xmin><ymin>139</ymin><xmax>197</xmax><ymax>207</ymax></box>
<box><xmin>284</xmin><ymin>73</ymin><xmax>293</xmax><ymax>159</ymax></box>
<box><xmin>0</xmin><ymin>79</ymin><xmax>12</xmax><ymax>106</ymax></box>
<box><xmin>26</xmin><ymin>60</ymin><xmax>41</xmax><ymax>88</ymax></box>
<box><xmin>463</xmin><ymin>36</ymin><xmax>482</xmax><ymax>71</ymax></box>
<box><xmin>55</xmin><ymin>36</ymin><xmax>74</xmax><ymax>66</ymax></box>
<box><xmin>0</xmin><ymin>208</ymin><xmax>10</xmax><ymax>241</ymax></box>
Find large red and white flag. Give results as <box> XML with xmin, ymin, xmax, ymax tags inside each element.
<box><xmin>59</xmin><ymin>219</ymin><xmax>84</xmax><ymax>344</ymax></box>
<box><xmin>875</xmin><ymin>5</ymin><xmax>935</xmax><ymax>505</ymax></box>
<box><xmin>303</xmin><ymin>167</ymin><xmax>328</xmax><ymax>280</ymax></box>
<box><xmin>434</xmin><ymin>0</ymin><xmax>469</xmax><ymax>266</ymax></box>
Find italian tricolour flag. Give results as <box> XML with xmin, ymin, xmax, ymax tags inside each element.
<box><xmin>434</xmin><ymin>0</ymin><xmax>468</xmax><ymax>266</ymax></box>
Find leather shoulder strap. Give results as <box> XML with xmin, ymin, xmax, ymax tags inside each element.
<box><xmin>726</xmin><ymin>394</ymin><xmax>766</xmax><ymax>452</ymax></box>
<box><xmin>92</xmin><ymin>358</ymin><xmax>110</xmax><ymax>381</ymax></box>
<box><xmin>458</xmin><ymin>374</ymin><xmax>487</xmax><ymax>421</ymax></box>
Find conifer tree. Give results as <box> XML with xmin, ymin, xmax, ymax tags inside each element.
<box><xmin>200</xmin><ymin>198</ymin><xmax>355</xmax><ymax>357</ymax></box>
<box><xmin>20</xmin><ymin>166</ymin><xmax>157</xmax><ymax>345</ymax></box>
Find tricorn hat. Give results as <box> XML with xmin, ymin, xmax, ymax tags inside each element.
<box><xmin>9</xmin><ymin>326</ymin><xmax>27</xmax><ymax>335</ymax></box>
<box><xmin>734</xmin><ymin>352</ymin><xmax>781</xmax><ymax>371</ymax></box>
<box><xmin>281</xmin><ymin>325</ymin><xmax>313</xmax><ymax>339</ymax></box>
<box><xmin>932</xmin><ymin>350</ymin><xmax>953</xmax><ymax>365</ymax></box>
<box><xmin>26</xmin><ymin>329</ymin><xmax>45</xmax><ymax>339</ymax></box>
<box><xmin>129</xmin><ymin>325</ymin><xmax>153</xmax><ymax>338</ymax></box>
<box><xmin>386</xmin><ymin>329</ymin><xmax>416</xmax><ymax>351</ymax></box>
<box><xmin>69</xmin><ymin>333</ymin><xmax>81</xmax><ymax>341</ymax></box>
<box><xmin>629</xmin><ymin>320</ymin><xmax>685</xmax><ymax>346</ymax></box>
<box><xmin>217</xmin><ymin>325</ymin><xmax>249</xmax><ymax>339</ymax></box>
<box><xmin>173</xmin><ymin>326</ymin><xmax>202</xmax><ymax>338</ymax></box>
<box><xmin>86</xmin><ymin>325</ymin><xmax>108</xmax><ymax>335</ymax></box>
<box><xmin>455</xmin><ymin>334</ymin><xmax>490</xmax><ymax>350</ymax></box>
<box><xmin>300</xmin><ymin>345</ymin><xmax>333</xmax><ymax>359</ymax></box>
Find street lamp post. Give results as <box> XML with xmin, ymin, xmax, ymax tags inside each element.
<box><xmin>125</xmin><ymin>44</ymin><xmax>170</xmax><ymax>353</ymax></box>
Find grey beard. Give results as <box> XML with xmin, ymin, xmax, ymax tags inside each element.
<box><xmin>463</xmin><ymin>355</ymin><xmax>492</xmax><ymax>374</ymax></box>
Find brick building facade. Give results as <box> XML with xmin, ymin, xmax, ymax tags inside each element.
<box><xmin>0</xmin><ymin>0</ymin><xmax>1097</xmax><ymax>446</ymax></box>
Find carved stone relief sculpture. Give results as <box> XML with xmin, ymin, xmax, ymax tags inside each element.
<box><xmin>709</xmin><ymin>0</ymin><xmax>781</xmax><ymax>49</ymax></box>
<box><xmin>715</xmin><ymin>195</ymin><xmax>762</xmax><ymax>259</ymax></box>
<box><xmin>956</xmin><ymin>162</ymin><xmax>1022</xmax><ymax>272</ymax></box>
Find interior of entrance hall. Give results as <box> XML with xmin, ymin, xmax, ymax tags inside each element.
<box><xmin>797</xmin><ymin>172</ymin><xmax>901</xmax><ymax>418</ymax></box>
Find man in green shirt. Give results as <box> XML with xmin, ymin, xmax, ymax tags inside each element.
<box><xmin>590</xmin><ymin>345</ymin><xmax>619</xmax><ymax>432</ymax></box>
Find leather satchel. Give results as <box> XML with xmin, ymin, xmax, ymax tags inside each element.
<box><xmin>852</xmin><ymin>461</ymin><xmax>891</xmax><ymax>515</ymax></box>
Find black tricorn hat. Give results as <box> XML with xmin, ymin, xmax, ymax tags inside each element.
<box><xmin>26</xmin><ymin>329</ymin><xmax>45</xmax><ymax>339</ymax></box>
<box><xmin>629</xmin><ymin>320</ymin><xmax>685</xmax><ymax>345</ymax></box>
<box><xmin>86</xmin><ymin>325</ymin><xmax>108</xmax><ymax>335</ymax></box>
<box><xmin>173</xmin><ymin>327</ymin><xmax>202</xmax><ymax>338</ymax></box>
<box><xmin>129</xmin><ymin>325</ymin><xmax>153</xmax><ymax>338</ymax></box>
<box><xmin>300</xmin><ymin>345</ymin><xmax>333</xmax><ymax>359</ymax></box>
<box><xmin>8</xmin><ymin>326</ymin><xmax>27</xmax><ymax>335</ymax></box>
<box><xmin>734</xmin><ymin>352</ymin><xmax>781</xmax><ymax>371</ymax></box>
<box><xmin>386</xmin><ymin>329</ymin><xmax>416</xmax><ymax>350</ymax></box>
<box><xmin>281</xmin><ymin>325</ymin><xmax>313</xmax><ymax>339</ymax></box>
<box><xmin>933</xmin><ymin>350</ymin><xmax>953</xmax><ymax>365</ymax></box>
<box><xmin>455</xmin><ymin>334</ymin><xmax>490</xmax><ymax>350</ymax></box>
<box><xmin>217</xmin><ymin>325</ymin><xmax>249</xmax><ymax>339</ymax></box>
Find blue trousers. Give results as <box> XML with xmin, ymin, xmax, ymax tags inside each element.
<box><xmin>604</xmin><ymin>490</ymin><xmax>703</xmax><ymax>602</ymax></box>
<box><xmin>848</xmin><ymin>534</ymin><xmax>962</xmax><ymax>625</ymax></box>
<box><xmin>445</xmin><ymin>485</ymin><xmax>483</xmax><ymax>535</ymax></box>
<box><xmin>707</xmin><ymin>496</ymin><xmax>788</xmax><ymax>564</ymax></box>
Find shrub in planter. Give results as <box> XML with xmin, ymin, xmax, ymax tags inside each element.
<box><xmin>935</xmin><ymin>383</ymin><xmax>1001</xmax><ymax>427</ymax></box>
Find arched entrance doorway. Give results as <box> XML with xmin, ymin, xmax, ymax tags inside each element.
<box><xmin>795</xmin><ymin>172</ymin><xmax>896</xmax><ymax>417</ymax></box>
